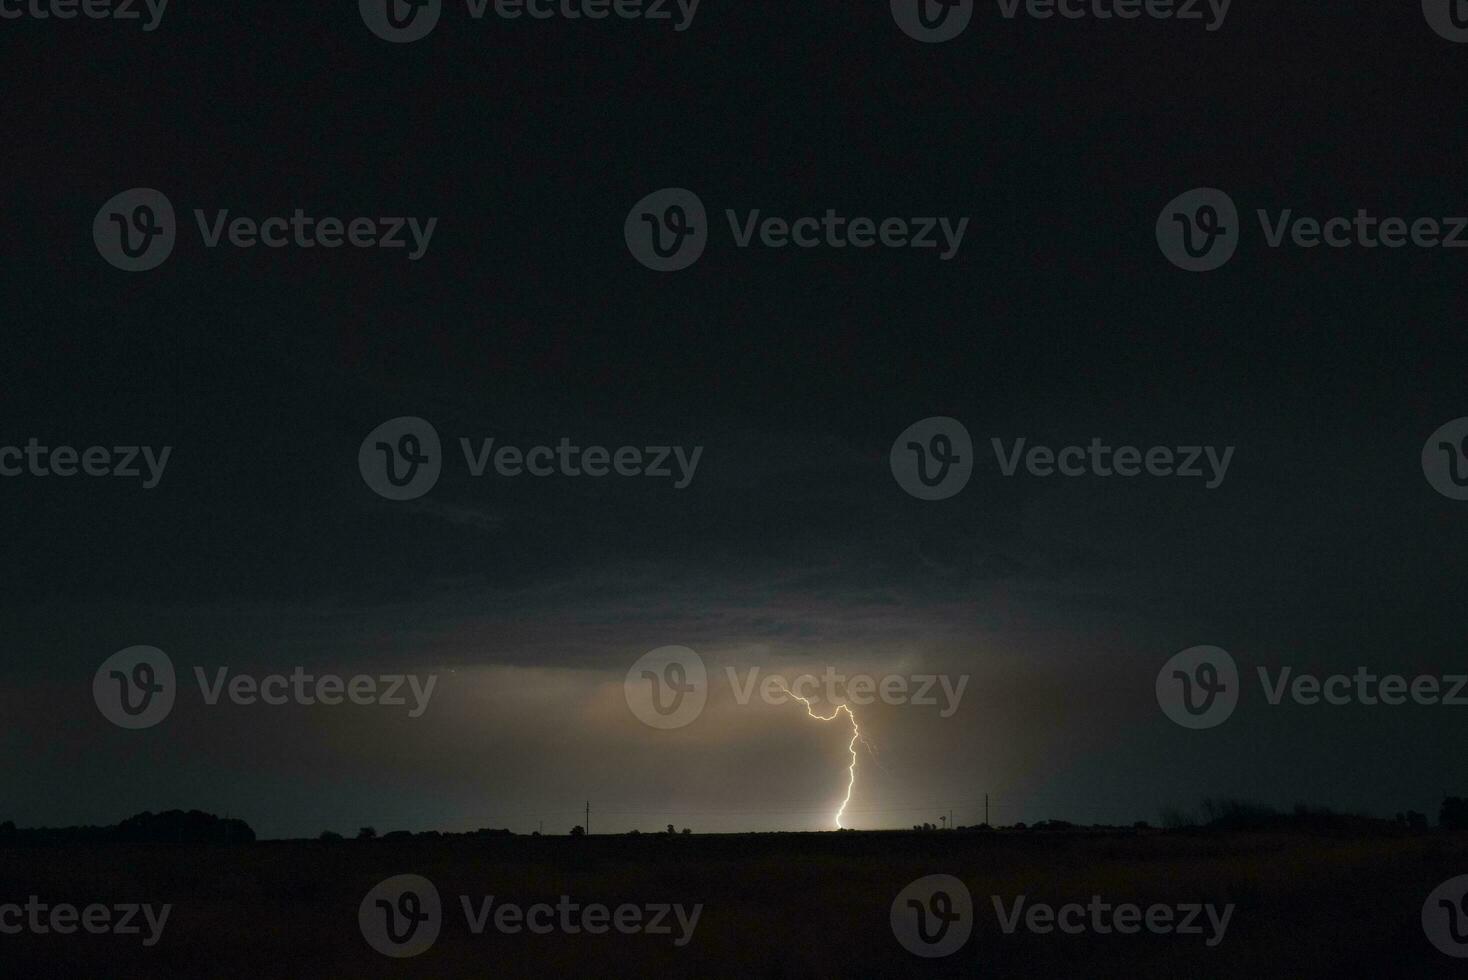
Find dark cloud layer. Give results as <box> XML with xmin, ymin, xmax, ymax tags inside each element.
<box><xmin>2</xmin><ymin>1</ymin><xmax>1466</xmax><ymax>837</ymax></box>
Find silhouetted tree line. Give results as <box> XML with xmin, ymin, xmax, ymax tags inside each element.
<box><xmin>0</xmin><ymin>810</ymin><xmax>254</xmax><ymax>844</ymax></box>
<box><xmin>316</xmin><ymin>826</ymin><xmax>515</xmax><ymax>842</ymax></box>
<box><xmin>1156</xmin><ymin>796</ymin><xmax>1468</xmax><ymax>833</ymax></box>
<box><xmin>897</xmin><ymin>796</ymin><xmax>1468</xmax><ymax>836</ymax></box>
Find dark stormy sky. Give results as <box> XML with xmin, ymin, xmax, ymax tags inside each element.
<box><xmin>2</xmin><ymin>2</ymin><xmax>1466</xmax><ymax>838</ymax></box>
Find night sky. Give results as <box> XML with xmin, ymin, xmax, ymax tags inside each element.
<box><xmin>2</xmin><ymin>1</ymin><xmax>1466</xmax><ymax>839</ymax></box>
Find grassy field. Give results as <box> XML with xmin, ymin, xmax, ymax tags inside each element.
<box><xmin>2</xmin><ymin>828</ymin><xmax>1464</xmax><ymax>978</ymax></box>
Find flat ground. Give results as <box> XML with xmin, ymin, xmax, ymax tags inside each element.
<box><xmin>2</xmin><ymin>829</ymin><xmax>1464</xmax><ymax>978</ymax></box>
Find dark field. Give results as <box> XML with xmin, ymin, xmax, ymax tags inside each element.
<box><xmin>3</xmin><ymin>829</ymin><xmax>1464</xmax><ymax>978</ymax></box>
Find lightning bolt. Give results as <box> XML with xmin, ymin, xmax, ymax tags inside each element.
<box><xmin>777</xmin><ymin>684</ymin><xmax>875</xmax><ymax>830</ymax></box>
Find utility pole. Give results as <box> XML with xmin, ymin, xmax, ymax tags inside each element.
<box><xmin>950</xmin><ymin>808</ymin><xmax>954</xmax><ymax>831</ymax></box>
<box><xmin>985</xmin><ymin>794</ymin><xmax>989</xmax><ymax>827</ymax></box>
<box><xmin>585</xmin><ymin>801</ymin><xmax>590</xmax><ymax>836</ymax></box>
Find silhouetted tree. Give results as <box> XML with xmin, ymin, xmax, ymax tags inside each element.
<box><xmin>357</xmin><ymin>826</ymin><xmax>377</xmax><ymax>840</ymax></box>
<box><xmin>1441</xmin><ymin>796</ymin><xmax>1468</xmax><ymax>830</ymax></box>
<box><xmin>115</xmin><ymin>810</ymin><xmax>255</xmax><ymax>844</ymax></box>
<box><xmin>570</xmin><ymin>825</ymin><xmax>585</xmax><ymax>837</ymax></box>
<box><xmin>1397</xmin><ymin>811</ymin><xmax>1428</xmax><ymax>831</ymax></box>
<box><xmin>319</xmin><ymin>830</ymin><xmax>343</xmax><ymax>842</ymax></box>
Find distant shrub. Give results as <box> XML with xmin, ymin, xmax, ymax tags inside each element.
<box><xmin>1395</xmin><ymin>811</ymin><xmax>1428</xmax><ymax>831</ymax></box>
